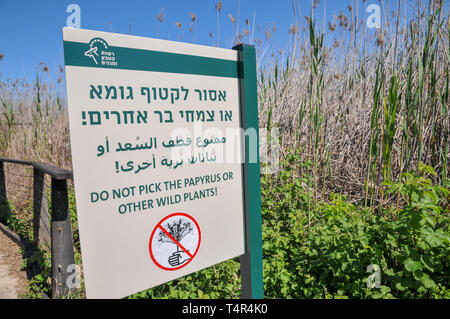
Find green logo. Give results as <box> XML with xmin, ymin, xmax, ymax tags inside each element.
<box><xmin>85</xmin><ymin>38</ymin><xmax>118</xmax><ymax>67</ymax></box>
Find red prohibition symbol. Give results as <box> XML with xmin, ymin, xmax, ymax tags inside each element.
<box><xmin>149</xmin><ymin>212</ymin><xmax>201</xmax><ymax>271</ymax></box>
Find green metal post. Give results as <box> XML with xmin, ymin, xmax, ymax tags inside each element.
<box><xmin>233</xmin><ymin>44</ymin><xmax>264</xmax><ymax>299</ymax></box>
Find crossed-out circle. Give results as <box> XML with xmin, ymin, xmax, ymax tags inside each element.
<box><xmin>149</xmin><ymin>212</ymin><xmax>201</xmax><ymax>271</ymax></box>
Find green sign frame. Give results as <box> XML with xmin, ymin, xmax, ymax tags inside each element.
<box><xmin>233</xmin><ymin>44</ymin><xmax>264</xmax><ymax>299</ymax></box>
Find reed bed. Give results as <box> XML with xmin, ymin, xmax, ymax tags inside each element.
<box><xmin>257</xmin><ymin>0</ymin><xmax>449</xmax><ymax>206</ymax></box>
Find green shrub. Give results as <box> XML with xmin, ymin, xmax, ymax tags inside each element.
<box><xmin>262</xmin><ymin>158</ymin><xmax>449</xmax><ymax>299</ymax></box>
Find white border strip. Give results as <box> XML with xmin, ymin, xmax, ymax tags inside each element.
<box><xmin>63</xmin><ymin>27</ymin><xmax>238</xmax><ymax>61</ymax></box>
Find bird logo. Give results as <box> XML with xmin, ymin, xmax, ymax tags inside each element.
<box><xmin>84</xmin><ymin>38</ymin><xmax>110</xmax><ymax>65</ymax></box>
<box><xmin>84</xmin><ymin>46</ymin><xmax>98</xmax><ymax>64</ymax></box>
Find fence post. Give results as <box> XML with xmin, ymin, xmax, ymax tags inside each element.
<box><xmin>0</xmin><ymin>161</ymin><xmax>10</xmax><ymax>223</ymax></box>
<box><xmin>50</xmin><ymin>177</ymin><xmax>75</xmax><ymax>298</ymax></box>
<box><xmin>33</xmin><ymin>168</ymin><xmax>50</xmax><ymax>249</ymax></box>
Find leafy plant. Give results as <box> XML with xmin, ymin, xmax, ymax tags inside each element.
<box><xmin>262</xmin><ymin>156</ymin><xmax>449</xmax><ymax>299</ymax></box>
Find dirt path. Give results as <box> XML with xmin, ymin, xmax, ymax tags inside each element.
<box><xmin>0</xmin><ymin>228</ymin><xmax>28</xmax><ymax>298</ymax></box>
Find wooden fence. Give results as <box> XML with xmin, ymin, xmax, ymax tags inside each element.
<box><xmin>0</xmin><ymin>157</ymin><xmax>75</xmax><ymax>298</ymax></box>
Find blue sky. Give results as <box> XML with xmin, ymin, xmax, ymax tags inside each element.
<box><xmin>0</xmin><ymin>0</ymin><xmax>402</xmax><ymax>81</ymax></box>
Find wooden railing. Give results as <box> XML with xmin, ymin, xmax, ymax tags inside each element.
<box><xmin>0</xmin><ymin>157</ymin><xmax>75</xmax><ymax>298</ymax></box>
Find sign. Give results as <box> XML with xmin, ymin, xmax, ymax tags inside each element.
<box><xmin>63</xmin><ymin>27</ymin><xmax>262</xmax><ymax>299</ymax></box>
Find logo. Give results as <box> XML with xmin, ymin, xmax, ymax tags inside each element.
<box><xmin>85</xmin><ymin>38</ymin><xmax>118</xmax><ymax>67</ymax></box>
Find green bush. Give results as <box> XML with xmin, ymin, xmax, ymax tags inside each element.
<box><xmin>262</xmin><ymin>157</ymin><xmax>449</xmax><ymax>299</ymax></box>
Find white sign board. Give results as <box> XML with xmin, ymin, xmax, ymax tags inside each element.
<box><xmin>63</xmin><ymin>28</ymin><xmax>246</xmax><ymax>298</ymax></box>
